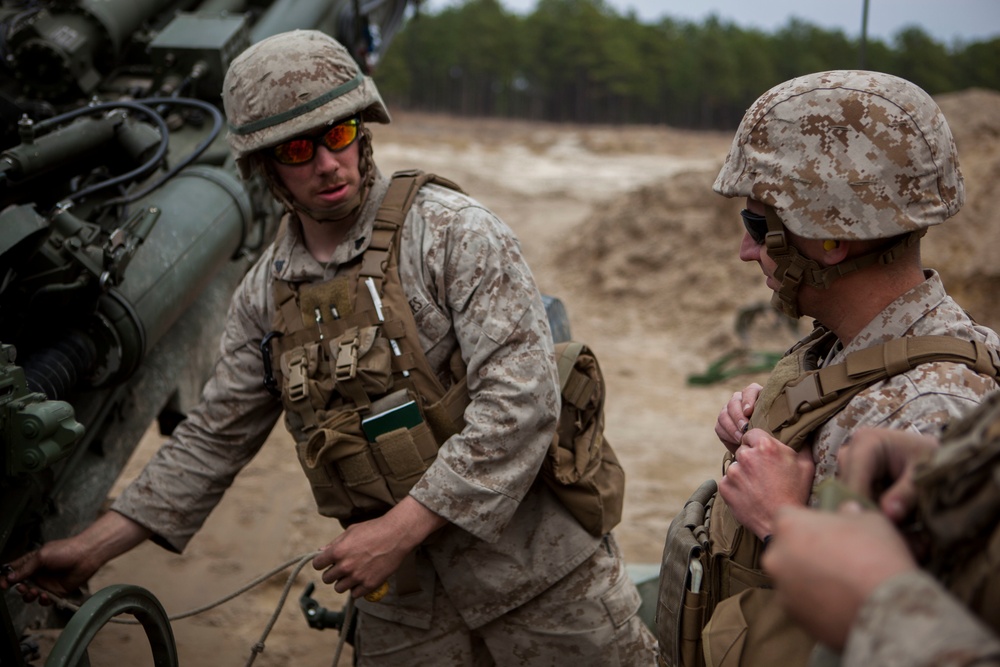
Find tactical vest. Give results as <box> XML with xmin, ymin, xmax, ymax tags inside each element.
<box><xmin>655</xmin><ymin>325</ymin><xmax>1000</xmax><ymax>667</ymax></box>
<box><xmin>263</xmin><ymin>170</ymin><xmax>624</xmax><ymax>536</ymax></box>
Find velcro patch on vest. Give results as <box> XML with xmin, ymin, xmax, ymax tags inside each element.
<box><xmin>337</xmin><ymin>452</ymin><xmax>380</xmax><ymax>486</ymax></box>
<box><xmin>299</xmin><ymin>276</ymin><xmax>353</xmax><ymax>326</ymax></box>
<box><xmin>373</xmin><ymin>428</ymin><xmax>427</xmax><ymax>478</ymax></box>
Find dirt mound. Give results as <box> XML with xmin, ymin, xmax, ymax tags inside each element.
<box><xmin>561</xmin><ymin>88</ymin><xmax>1000</xmax><ymax>345</ymax></box>
<box><xmin>557</xmin><ymin>165</ymin><xmax>801</xmax><ymax>358</ymax></box>
<box><xmin>924</xmin><ymin>88</ymin><xmax>1000</xmax><ymax>332</ymax></box>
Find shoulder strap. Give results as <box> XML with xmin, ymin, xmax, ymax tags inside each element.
<box><xmin>265</xmin><ymin>170</ymin><xmax>464</xmax><ymax>404</ymax></box>
<box><xmin>359</xmin><ymin>169</ymin><xmax>464</xmax><ymax>285</ymax></box>
<box><xmin>764</xmin><ymin>335</ymin><xmax>1000</xmax><ymax>448</ymax></box>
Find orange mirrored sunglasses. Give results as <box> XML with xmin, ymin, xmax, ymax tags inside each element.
<box><xmin>271</xmin><ymin>117</ymin><xmax>360</xmax><ymax>165</ymax></box>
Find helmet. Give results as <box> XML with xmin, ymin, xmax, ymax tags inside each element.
<box><xmin>223</xmin><ymin>30</ymin><xmax>390</xmax><ymax>179</ymax></box>
<box><xmin>714</xmin><ymin>70</ymin><xmax>964</xmax><ymax>240</ymax></box>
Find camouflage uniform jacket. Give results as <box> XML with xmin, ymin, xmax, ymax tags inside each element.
<box><xmin>809</xmin><ymin>269</ymin><xmax>1000</xmax><ymax>490</ymax></box>
<box><xmin>112</xmin><ymin>170</ymin><xmax>602</xmax><ymax>628</ymax></box>
<box><xmin>843</xmin><ymin>570</ymin><xmax>1000</xmax><ymax>667</ymax></box>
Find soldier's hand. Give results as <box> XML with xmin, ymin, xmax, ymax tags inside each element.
<box><xmin>719</xmin><ymin>428</ymin><xmax>814</xmax><ymax>540</ymax></box>
<box><xmin>762</xmin><ymin>502</ymin><xmax>918</xmax><ymax>651</ymax></box>
<box><xmin>313</xmin><ymin>496</ymin><xmax>447</xmax><ymax>599</ymax></box>
<box><xmin>715</xmin><ymin>382</ymin><xmax>763</xmax><ymax>453</ymax></box>
<box><xmin>1</xmin><ymin>511</ymin><xmax>150</xmax><ymax>606</ymax></box>
<box><xmin>837</xmin><ymin>427</ymin><xmax>939</xmax><ymax>522</ymax></box>
<box><xmin>1</xmin><ymin>538</ymin><xmax>98</xmax><ymax>605</ymax></box>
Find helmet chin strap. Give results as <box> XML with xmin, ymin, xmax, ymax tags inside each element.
<box><xmin>762</xmin><ymin>207</ymin><xmax>925</xmax><ymax>320</ymax></box>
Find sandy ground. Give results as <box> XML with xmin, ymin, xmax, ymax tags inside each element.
<box><xmin>28</xmin><ymin>92</ymin><xmax>1000</xmax><ymax>665</ymax></box>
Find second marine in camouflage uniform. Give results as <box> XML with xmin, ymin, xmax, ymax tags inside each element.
<box><xmin>657</xmin><ymin>70</ymin><xmax>1000</xmax><ymax>667</ymax></box>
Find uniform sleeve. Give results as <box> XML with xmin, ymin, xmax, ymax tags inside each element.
<box><xmin>813</xmin><ymin>361</ymin><xmax>999</xmax><ymax>484</ymax></box>
<box><xmin>842</xmin><ymin>570</ymin><xmax>1000</xmax><ymax>667</ymax></box>
<box><xmin>408</xmin><ymin>202</ymin><xmax>560</xmax><ymax>543</ymax></box>
<box><xmin>111</xmin><ymin>258</ymin><xmax>284</xmax><ymax>552</ymax></box>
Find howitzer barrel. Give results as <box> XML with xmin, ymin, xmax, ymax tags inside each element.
<box><xmin>107</xmin><ymin>165</ymin><xmax>251</xmax><ymax>377</ymax></box>
<box><xmin>78</xmin><ymin>0</ymin><xmax>177</xmax><ymax>53</ymax></box>
<box><xmin>251</xmin><ymin>0</ymin><xmax>341</xmax><ymax>42</ymax></box>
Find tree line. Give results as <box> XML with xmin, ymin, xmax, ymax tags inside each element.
<box><xmin>372</xmin><ymin>0</ymin><xmax>1000</xmax><ymax>129</ymax></box>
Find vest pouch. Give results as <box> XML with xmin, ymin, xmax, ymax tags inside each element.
<box><xmin>280</xmin><ymin>343</ymin><xmax>333</xmax><ymax>414</ymax></box>
<box><xmin>541</xmin><ymin>342</ymin><xmax>624</xmax><ymax>536</ymax></box>
<box><xmin>681</xmin><ymin>588</ymin><xmax>707</xmax><ymax>667</ymax></box>
<box><xmin>656</xmin><ymin>479</ymin><xmax>715</xmax><ymax>667</ymax></box>
<box><xmin>702</xmin><ymin>588</ymin><xmax>814</xmax><ymax>667</ymax></box>
<box><xmin>296</xmin><ymin>409</ymin><xmax>396</xmax><ymax>519</ymax></box>
<box><xmin>371</xmin><ymin>420</ymin><xmax>439</xmax><ymax>503</ymax></box>
<box><xmin>329</xmin><ymin>325</ymin><xmax>394</xmax><ymax>397</ymax></box>
<box><xmin>720</xmin><ymin>557</ymin><xmax>771</xmax><ymax>599</ymax></box>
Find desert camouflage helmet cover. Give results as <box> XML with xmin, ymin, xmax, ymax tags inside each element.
<box><xmin>713</xmin><ymin>70</ymin><xmax>964</xmax><ymax>240</ymax></box>
<box><xmin>222</xmin><ymin>29</ymin><xmax>390</xmax><ymax>177</ymax></box>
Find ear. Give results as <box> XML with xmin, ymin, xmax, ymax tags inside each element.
<box><xmin>821</xmin><ymin>239</ymin><xmax>850</xmax><ymax>265</ymax></box>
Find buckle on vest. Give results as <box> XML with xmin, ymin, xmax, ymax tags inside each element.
<box><xmin>287</xmin><ymin>354</ymin><xmax>309</xmax><ymax>402</ymax></box>
<box><xmin>784</xmin><ymin>374</ymin><xmax>823</xmax><ymax>417</ymax></box>
<box><xmin>335</xmin><ymin>335</ymin><xmax>359</xmax><ymax>382</ymax></box>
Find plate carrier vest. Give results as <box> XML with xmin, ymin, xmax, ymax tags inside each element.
<box><xmin>655</xmin><ymin>324</ymin><xmax>1000</xmax><ymax>667</ymax></box>
<box><xmin>262</xmin><ymin>170</ymin><xmax>624</xmax><ymax>535</ymax></box>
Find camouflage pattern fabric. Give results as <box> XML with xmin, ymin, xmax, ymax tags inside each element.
<box><xmin>841</xmin><ymin>570</ymin><xmax>1000</xmax><ymax>667</ymax></box>
<box><xmin>713</xmin><ymin>70</ymin><xmax>964</xmax><ymax>240</ymax></box>
<box><xmin>111</xmin><ymin>170</ymin><xmax>655</xmax><ymax>660</ymax></box>
<box><xmin>222</xmin><ymin>30</ymin><xmax>390</xmax><ymax>177</ymax></box>
<box><xmin>808</xmin><ymin>270</ymin><xmax>1000</xmax><ymax>492</ymax></box>
<box><xmin>356</xmin><ymin>536</ymin><xmax>657</xmax><ymax>665</ymax></box>
<box><xmin>825</xmin><ymin>364</ymin><xmax>1000</xmax><ymax>667</ymax></box>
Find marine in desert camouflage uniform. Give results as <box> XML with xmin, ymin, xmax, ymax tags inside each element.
<box><xmin>2</xmin><ymin>30</ymin><xmax>656</xmax><ymax>666</ymax></box>
<box><xmin>654</xmin><ymin>71</ymin><xmax>1000</xmax><ymax>667</ymax></box>
<box><xmin>713</xmin><ymin>69</ymin><xmax>1000</xmax><ymax>543</ymax></box>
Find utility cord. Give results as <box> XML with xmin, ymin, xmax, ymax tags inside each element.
<box><xmin>15</xmin><ymin>550</ymin><xmax>355</xmax><ymax>666</ymax></box>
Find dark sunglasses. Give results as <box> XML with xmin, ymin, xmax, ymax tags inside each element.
<box><xmin>271</xmin><ymin>117</ymin><xmax>360</xmax><ymax>165</ymax></box>
<box><xmin>740</xmin><ymin>209</ymin><xmax>769</xmax><ymax>245</ymax></box>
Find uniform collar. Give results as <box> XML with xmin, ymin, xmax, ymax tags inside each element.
<box><xmin>838</xmin><ymin>269</ymin><xmax>947</xmax><ymax>357</ymax></box>
<box><xmin>270</xmin><ymin>169</ymin><xmax>391</xmax><ymax>283</ymax></box>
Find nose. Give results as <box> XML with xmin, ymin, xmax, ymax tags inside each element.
<box><xmin>312</xmin><ymin>143</ymin><xmax>341</xmax><ymax>174</ymax></box>
<box><xmin>739</xmin><ymin>231</ymin><xmax>761</xmax><ymax>262</ymax></box>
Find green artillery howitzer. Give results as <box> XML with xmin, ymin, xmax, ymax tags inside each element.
<box><xmin>0</xmin><ymin>0</ymin><xmax>415</xmax><ymax>664</ymax></box>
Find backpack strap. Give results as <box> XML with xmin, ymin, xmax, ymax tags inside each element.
<box><xmin>765</xmin><ymin>335</ymin><xmax>1000</xmax><ymax>446</ymax></box>
<box><xmin>360</xmin><ymin>169</ymin><xmax>464</xmax><ymax>286</ymax></box>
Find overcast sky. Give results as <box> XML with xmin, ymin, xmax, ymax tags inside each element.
<box><xmin>425</xmin><ymin>0</ymin><xmax>1000</xmax><ymax>44</ymax></box>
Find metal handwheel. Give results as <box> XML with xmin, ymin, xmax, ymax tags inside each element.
<box><xmin>45</xmin><ymin>584</ymin><xmax>177</xmax><ymax>667</ymax></box>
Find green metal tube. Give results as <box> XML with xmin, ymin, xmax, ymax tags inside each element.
<box><xmin>251</xmin><ymin>0</ymin><xmax>338</xmax><ymax>42</ymax></box>
<box><xmin>113</xmin><ymin>164</ymin><xmax>250</xmax><ymax>355</ymax></box>
<box><xmin>0</xmin><ymin>115</ymin><xmax>121</xmax><ymax>180</ymax></box>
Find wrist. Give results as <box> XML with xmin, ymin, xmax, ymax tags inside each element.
<box><xmin>81</xmin><ymin>511</ymin><xmax>151</xmax><ymax>567</ymax></box>
<box><xmin>392</xmin><ymin>497</ymin><xmax>447</xmax><ymax>550</ymax></box>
